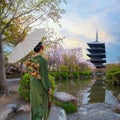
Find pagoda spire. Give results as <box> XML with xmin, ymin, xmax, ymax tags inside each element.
<box><xmin>96</xmin><ymin>29</ymin><xmax>98</xmax><ymax>42</ymax></box>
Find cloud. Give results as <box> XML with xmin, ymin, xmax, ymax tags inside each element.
<box><xmin>60</xmin><ymin>0</ymin><xmax>120</xmax><ymax>44</ymax></box>
<box><xmin>47</xmin><ymin>0</ymin><xmax>120</xmax><ymax>62</ymax></box>
<box><xmin>57</xmin><ymin>29</ymin><xmax>89</xmax><ymax>59</ymax></box>
<box><xmin>60</xmin><ymin>13</ymin><xmax>114</xmax><ymax>43</ymax></box>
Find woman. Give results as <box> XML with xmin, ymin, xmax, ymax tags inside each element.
<box><xmin>27</xmin><ymin>42</ymin><xmax>51</xmax><ymax>120</ymax></box>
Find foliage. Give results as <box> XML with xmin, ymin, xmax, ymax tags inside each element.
<box><xmin>106</xmin><ymin>72</ymin><xmax>113</xmax><ymax>80</ymax></box>
<box><xmin>60</xmin><ymin>72</ymin><xmax>69</xmax><ymax>79</ymax></box>
<box><xmin>105</xmin><ymin>63</ymin><xmax>120</xmax><ymax>85</ymax></box>
<box><xmin>49</xmin><ymin>70</ymin><xmax>92</xmax><ymax>80</ymax></box>
<box><xmin>50</xmin><ymin>71</ymin><xmax>60</xmax><ymax>80</ymax></box>
<box><xmin>72</xmin><ymin>72</ymin><xmax>79</xmax><ymax>78</ymax></box>
<box><xmin>18</xmin><ymin>73</ymin><xmax>57</xmax><ymax>101</ymax></box>
<box><xmin>1</xmin><ymin>0</ymin><xmax>65</xmax><ymax>44</ymax></box>
<box><xmin>48</xmin><ymin>74</ymin><xmax>57</xmax><ymax>96</ymax></box>
<box><xmin>0</xmin><ymin>0</ymin><xmax>66</xmax><ymax>94</ymax></box>
<box><xmin>113</xmin><ymin>71</ymin><xmax>120</xmax><ymax>81</ymax></box>
<box><xmin>107</xmin><ymin>68</ymin><xmax>120</xmax><ymax>74</ymax></box>
<box><xmin>54</xmin><ymin>99</ymin><xmax>78</xmax><ymax>114</ymax></box>
<box><xmin>59</xmin><ymin>65</ymin><xmax>68</xmax><ymax>72</ymax></box>
<box><xmin>18</xmin><ymin>73</ymin><xmax>31</xmax><ymax>101</ymax></box>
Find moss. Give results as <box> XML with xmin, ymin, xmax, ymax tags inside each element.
<box><xmin>53</xmin><ymin>99</ymin><xmax>78</xmax><ymax>114</ymax></box>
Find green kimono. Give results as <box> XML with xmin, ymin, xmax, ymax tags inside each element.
<box><xmin>30</xmin><ymin>55</ymin><xmax>51</xmax><ymax>120</ymax></box>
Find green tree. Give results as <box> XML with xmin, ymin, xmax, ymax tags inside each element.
<box><xmin>0</xmin><ymin>0</ymin><xmax>65</xmax><ymax>94</ymax></box>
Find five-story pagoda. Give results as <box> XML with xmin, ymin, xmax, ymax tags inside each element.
<box><xmin>87</xmin><ymin>31</ymin><xmax>106</xmax><ymax>68</ymax></box>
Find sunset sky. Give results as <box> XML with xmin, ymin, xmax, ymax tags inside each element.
<box><xmin>51</xmin><ymin>0</ymin><xmax>120</xmax><ymax>63</ymax></box>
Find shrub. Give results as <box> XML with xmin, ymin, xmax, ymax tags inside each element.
<box><xmin>60</xmin><ymin>72</ymin><xmax>68</xmax><ymax>79</ymax></box>
<box><xmin>18</xmin><ymin>73</ymin><xmax>31</xmax><ymax>101</ymax></box>
<box><xmin>50</xmin><ymin>72</ymin><xmax>60</xmax><ymax>80</ymax></box>
<box><xmin>106</xmin><ymin>66</ymin><xmax>120</xmax><ymax>85</ymax></box>
<box><xmin>19</xmin><ymin>73</ymin><xmax>57</xmax><ymax>101</ymax></box>
<box><xmin>106</xmin><ymin>73</ymin><xmax>113</xmax><ymax>80</ymax></box>
<box><xmin>113</xmin><ymin>71</ymin><xmax>120</xmax><ymax>81</ymax></box>
<box><xmin>107</xmin><ymin>68</ymin><xmax>120</xmax><ymax>74</ymax></box>
<box><xmin>48</xmin><ymin>74</ymin><xmax>57</xmax><ymax>96</ymax></box>
<box><xmin>59</xmin><ymin>65</ymin><xmax>68</xmax><ymax>72</ymax></box>
<box><xmin>54</xmin><ymin>99</ymin><xmax>78</xmax><ymax>114</ymax></box>
<box><xmin>72</xmin><ymin>72</ymin><xmax>79</xmax><ymax>78</ymax></box>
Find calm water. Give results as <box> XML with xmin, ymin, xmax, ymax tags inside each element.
<box><xmin>57</xmin><ymin>79</ymin><xmax>120</xmax><ymax>106</ymax></box>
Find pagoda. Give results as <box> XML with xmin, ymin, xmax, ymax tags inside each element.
<box><xmin>87</xmin><ymin>31</ymin><xmax>106</xmax><ymax>68</ymax></box>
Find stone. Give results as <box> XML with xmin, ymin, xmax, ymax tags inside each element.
<box><xmin>118</xmin><ymin>93</ymin><xmax>120</xmax><ymax>102</ymax></box>
<box><xmin>114</xmin><ymin>103</ymin><xmax>120</xmax><ymax>113</ymax></box>
<box><xmin>7</xmin><ymin>103</ymin><xmax>18</xmax><ymax>111</ymax></box>
<box><xmin>54</xmin><ymin>92</ymin><xmax>77</xmax><ymax>105</ymax></box>
<box><xmin>17</xmin><ymin>104</ymin><xmax>31</xmax><ymax>114</ymax></box>
<box><xmin>0</xmin><ymin>105</ymin><xmax>15</xmax><ymax>120</ymax></box>
<box><xmin>48</xmin><ymin>106</ymin><xmax>66</xmax><ymax>120</ymax></box>
<box><xmin>67</xmin><ymin>103</ymin><xmax>120</xmax><ymax>120</ymax></box>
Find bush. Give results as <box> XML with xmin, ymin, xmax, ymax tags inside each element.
<box><xmin>50</xmin><ymin>72</ymin><xmax>60</xmax><ymax>80</ymax></box>
<box><xmin>60</xmin><ymin>72</ymin><xmax>69</xmax><ymax>79</ymax></box>
<box><xmin>48</xmin><ymin>74</ymin><xmax>57</xmax><ymax>96</ymax></box>
<box><xmin>106</xmin><ymin>73</ymin><xmax>113</xmax><ymax>80</ymax></box>
<box><xmin>19</xmin><ymin>73</ymin><xmax>57</xmax><ymax>101</ymax></box>
<box><xmin>72</xmin><ymin>72</ymin><xmax>79</xmax><ymax>78</ymax></box>
<box><xmin>113</xmin><ymin>71</ymin><xmax>120</xmax><ymax>81</ymax></box>
<box><xmin>18</xmin><ymin>73</ymin><xmax>31</xmax><ymax>101</ymax></box>
<box><xmin>105</xmin><ymin>65</ymin><xmax>120</xmax><ymax>85</ymax></box>
<box><xmin>107</xmin><ymin>68</ymin><xmax>120</xmax><ymax>74</ymax></box>
<box><xmin>54</xmin><ymin>99</ymin><xmax>78</xmax><ymax>114</ymax></box>
<box><xmin>59</xmin><ymin>65</ymin><xmax>68</xmax><ymax>72</ymax></box>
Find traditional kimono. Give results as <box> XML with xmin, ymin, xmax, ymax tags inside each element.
<box><xmin>28</xmin><ymin>55</ymin><xmax>51</xmax><ymax>120</ymax></box>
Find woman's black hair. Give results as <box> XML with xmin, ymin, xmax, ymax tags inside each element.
<box><xmin>34</xmin><ymin>42</ymin><xmax>42</xmax><ymax>52</ymax></box>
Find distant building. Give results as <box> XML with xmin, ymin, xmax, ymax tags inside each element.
<box><xmin>87</xmin><ymin>31</ymin><xmax>106</xmax><ymax>68</ymax></box>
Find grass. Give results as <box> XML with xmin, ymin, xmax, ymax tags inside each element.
<box><xmin>53</xmin><ymin>99</ymin><xmax>78</xmax><ymax>114</ymax></box>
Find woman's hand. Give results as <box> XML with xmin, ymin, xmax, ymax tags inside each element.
<box><xmin>48</xmin><ymin>88</ymin><xmax>52</xmax><ymax>95</ymax></box>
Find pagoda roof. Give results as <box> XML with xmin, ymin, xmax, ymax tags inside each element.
<box><xmin>87</xmin><ymin>48</ymin><xmax>105</xmax><ymax>51</ymax></box>
<box><xmin>90</xmin><ymin>59</ymin><xmax>106</xmax><ymax>63</ymax></box>
<box><xmin>92</xmin><ymin>63</ymin><xmax>105</xmax><ymax>67</ymax></box>
<box><xmin>96</xmin><ymin>65</ymin><xmax>105</xmax><ymax>68</ymax></box>
<box><xmin>87</xmin><ymin>54</ymin><xmax>106</xmax><ymax>58</ymax></box>
<box><xmin>87</xmin><ymin>48</ymin><xmax>106</xmax><ymax>53</ymax></box>
<box><xmin>87</xmin><ymin>43</ymin><xmax>105</xmax><ymax>48</ymax></box>
<box><xmin>88</xmin><ymin>41</ymin><xmax>104</xmax><ymax>44</ymax></box>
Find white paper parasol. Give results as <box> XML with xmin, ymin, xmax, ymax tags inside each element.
<box><xmin>8</xmin><ymin>28</ymin><xmax>46</xmax><ymax>63</ymax></box>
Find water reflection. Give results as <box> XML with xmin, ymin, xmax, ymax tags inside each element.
<box><xmin>86</xmin><ymin>80</ymin><xmax>120</xmax><ymax>106</ymax></box>
<box><xmin>88</xmin><ymin>80</ymin><xmax>106</xmax><ymax>103</ymax></box>
<box><xmin>105</xmin><ymin>90</ymin><xmax>118</xmax><ymax>106</ymax></box>
<box><xmin>57</xmin><ymin>79</ymin><xmax>88</xmax><ymax>97</ymax></box>
<box><xmin>56</xmin><ymin>79</ymin><xmax>120</xmax><ymax>106</ymax></box>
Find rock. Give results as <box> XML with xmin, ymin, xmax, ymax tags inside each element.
<box><xmin>114</xmin><ymin>104</ymin><xmax>120</xmax><ymax>113</ymax></box>
<box><xmin>17</xmin><ymin>104</ymin><xmax>31</xmax><ymax>114</ymax></box>
<box><xmin>67</xmin><ymin>103</ymin><xmax>120</xmax><ymax>120</ymax></box>
<box><xmin>48</xmin><ymin>106</ymin><xmax>66</xmax><ymax>120</ymax></box>
<box><xmin>54</xmin><ymin>92</ymin><xmax>77</xmax><ymax>105</ymax></box>
<box><xmin>118</xmin><ymin>94</ymin><xmax>120</xmax><ymax>102</ymax></box>
<box><xmin>7</xmin><ymin>103</ymin><xmax>18</xmax><ymax>111</ymax></box>
<box><xmin>0</xmin><ymin>105</ymin><xmax>15</xmax><ymax>120</ymax></box>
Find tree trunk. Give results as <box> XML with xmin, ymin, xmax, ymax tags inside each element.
<box><xmin>0</xmin><ymin>38</ymin><xmax>8</xmax><ymax>94</ymax></box>
<box><xmin>20</xmin><ymin>61</ymin><xmax>23</xmax><ymax>80</ymax></box>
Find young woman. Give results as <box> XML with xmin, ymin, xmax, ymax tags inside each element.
<box><xmin>27</xmin><ymin>42</ymin><xmax>51</xmax><ymax>120</ymax></box>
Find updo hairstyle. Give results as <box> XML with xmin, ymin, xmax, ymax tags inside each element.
<box><xmin>34</xmin><ymin>42</ymin><xmax>44</xmax><ymax>53</ymax></box>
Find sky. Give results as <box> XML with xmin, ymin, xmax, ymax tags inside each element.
<box><xmin>50</xmin><ymin>0</ymin><xmax>120</xmax><ymax>63</ymax></box>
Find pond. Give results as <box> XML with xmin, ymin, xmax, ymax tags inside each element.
<box><xmin>56</xmin><ymin>79</ymin><xmax>120</xmax><ymax>106</ymax></box>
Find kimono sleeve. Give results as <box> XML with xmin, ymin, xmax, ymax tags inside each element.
<box><xmin>39</xmin><ymin>57</ymin><xmax>51</xmax><ymax>91</ymax></box>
